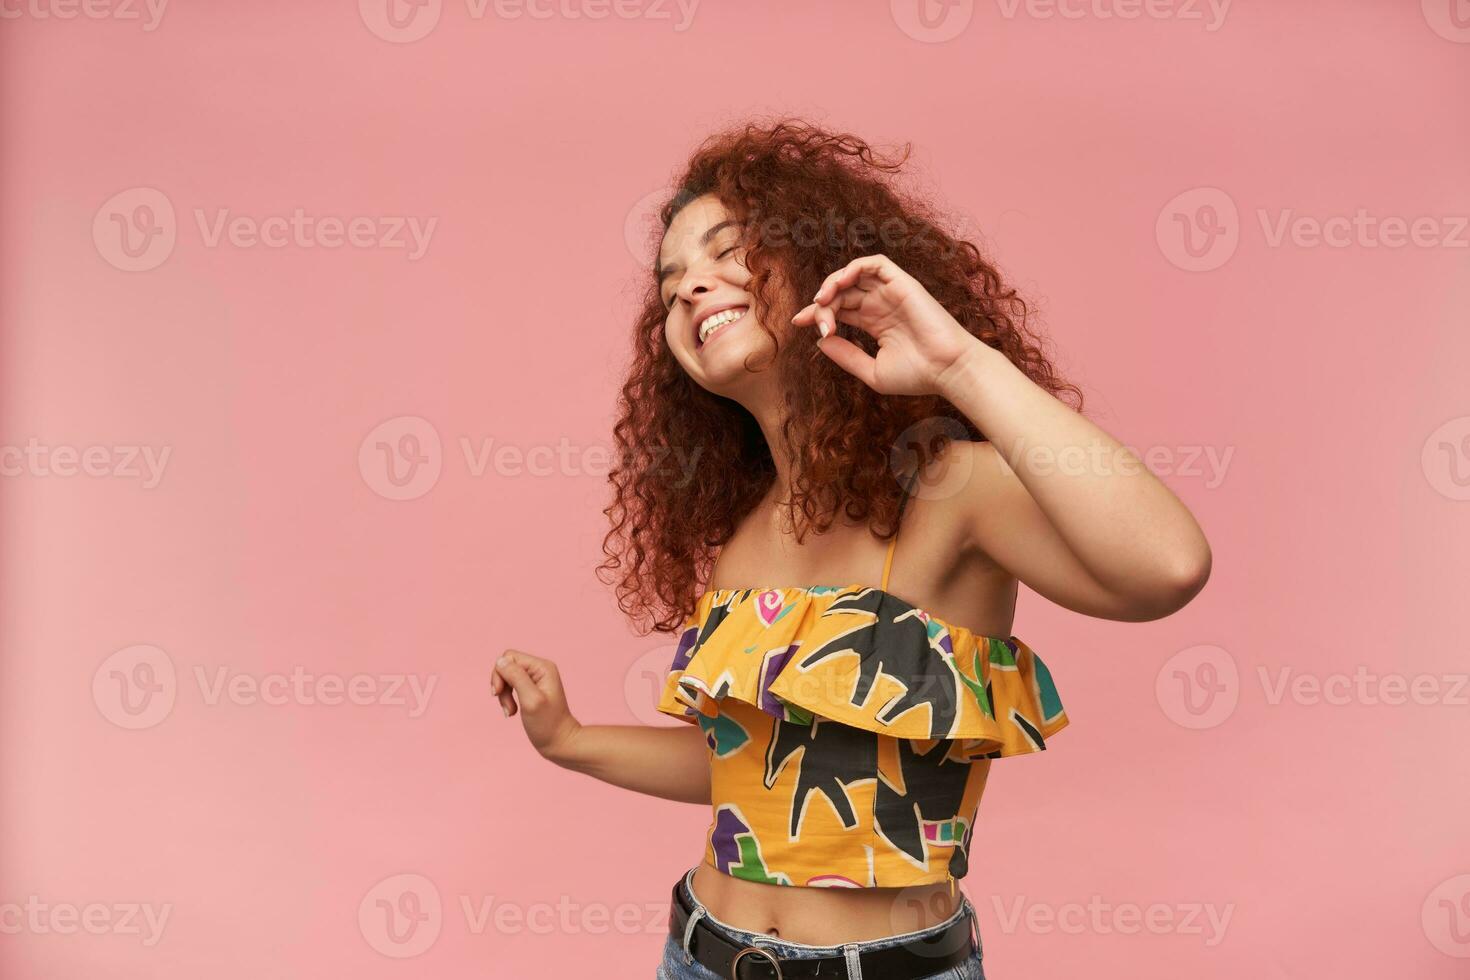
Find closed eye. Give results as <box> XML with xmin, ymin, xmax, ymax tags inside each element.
<box><xmin>663</xmin><ymin>245</ymin><xmax>741</xmax><ymax>309</ymax></box>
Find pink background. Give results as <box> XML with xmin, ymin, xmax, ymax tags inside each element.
<box><xmin>3</xmin><ymin>2</ymin><xmax>1468</xmax><ymax>978</ymax></box>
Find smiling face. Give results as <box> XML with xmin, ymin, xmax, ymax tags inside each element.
<box><xmin>658</xmin><ymin>194</ymin><xmax>781</xmax><ymax>394</ymax></box>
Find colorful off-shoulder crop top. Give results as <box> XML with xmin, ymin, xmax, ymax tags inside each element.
<box><xmin>654</xmin><ymin>474</ymin><xmax>1069</xmax><ymax>892</ymax></box>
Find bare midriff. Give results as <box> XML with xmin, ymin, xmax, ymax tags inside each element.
<box><xmin>689</xmin><ymin>862</ymin><xmax>963</xmax><ymax>946</ymax></box>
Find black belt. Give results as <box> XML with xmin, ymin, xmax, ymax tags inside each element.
<box><xmin>668</xmin><ymin>872</ymin><xmax>978</xmax><ymax>980</ymax></box>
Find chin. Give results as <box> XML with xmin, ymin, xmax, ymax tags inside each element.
<box><xmin>689</xmin><ymin>325</ymin><xmax>777</xmax><ymax>388</ymax></box>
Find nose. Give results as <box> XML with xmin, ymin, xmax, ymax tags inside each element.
<box><xmin>674</xmin><ymin>260</ymin><xmax>721</xmax><ymax>308</ymax></box>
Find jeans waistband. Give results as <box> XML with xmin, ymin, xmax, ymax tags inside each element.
<box><xmin>677</xmin><ymin>864</ymin><xmax>981</xmax><ymax>960</ymax></box>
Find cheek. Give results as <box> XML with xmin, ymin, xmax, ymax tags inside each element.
<box><xmin>663</xmin><ymin>317</ymin><xmax>694</xmax><ymax>361</ymax></box>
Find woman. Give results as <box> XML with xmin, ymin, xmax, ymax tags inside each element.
<box><xmin>492</xmin><ymin>119</ymin><xmax>1212</xmax><ymax>979</ymax></box>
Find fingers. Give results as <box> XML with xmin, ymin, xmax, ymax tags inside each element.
<box><xmin>793</xmin><ymin>288</ymin><xmax>868</xmax><ymax>339</ymax></box>
<box><xmin>494</xmin><ymin>649</ymin><xmax>552</xmax><ymax>718</ymax></box>
<box><xmin>490</xmin><ymin>662</ymin><xmax>515</xmax><ymax>716</ymax></box>
<box><xmin>814</xmin><ymin>333</ymin><xmax>879</xmax><ymax>388</ymax></box>
<box><xmin>813</xmin><ymin>254</ymin><xmax>895</xmax><ymax>305</ymax></box>
<box><xmin>495</xmin><ymin>655</ymin><xmax>544</xmax><ymax>714</ymax></box>
<box><xmin>819</xmin><ymin>301</ymin><xmax>837</xmax><ymax>338</ymax></box>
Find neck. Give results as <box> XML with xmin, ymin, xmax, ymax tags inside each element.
<box><xmin>739</xmin><ymin>379</ymin><xmax>798</xmax><ymax>504</ymax></box>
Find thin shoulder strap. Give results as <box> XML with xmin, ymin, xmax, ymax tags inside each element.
<box><xmin>879</xmin><ymin>469</ymin><xmax>920</xmax><ymax>591</ymax></box>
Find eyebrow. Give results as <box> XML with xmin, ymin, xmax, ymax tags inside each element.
<box><xmin>657</xmin><ymin>219</ymin><xmax>738</xmax><ymax>288</ymax></box>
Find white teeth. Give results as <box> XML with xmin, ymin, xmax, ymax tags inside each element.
<box><xmin>698</xmin><ymin>307</ymin><xmax>747</xmax><ymax>344</ymax></box>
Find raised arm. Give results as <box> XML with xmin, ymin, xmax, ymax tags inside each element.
<box><xmin>935</xmin><ymin>355</ymin><xmax>1212</xmax><ymax>621</ymax></box>
<box><xmin>798</xmin><ymin>252</ymin><xmax>1212</xmax><ymax>622</ymax></box>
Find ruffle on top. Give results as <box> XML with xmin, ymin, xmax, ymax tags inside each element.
<box><xmin>655</xmin><ymin>585</ymin><xmax>1068</xmax><ymax>759</ymax></box>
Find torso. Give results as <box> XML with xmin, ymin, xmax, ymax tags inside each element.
<box><xmin>692</xmin><ymin>461</ymin><xmax>1018</xmax><ymax>944</ymax></box>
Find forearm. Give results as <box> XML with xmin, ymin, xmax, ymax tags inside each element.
<box><xmin>936</xmin><ymin>342</ymin><xmax>1212</xmax><ymax>597</ymax></box>
<box><xmin>546</xmin><ymin>723</ymin><xmax>710</xmax><ymax>806</ymax></box>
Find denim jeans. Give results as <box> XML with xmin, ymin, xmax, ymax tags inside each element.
<box><xmin>657</xmin><ymin>865</ymin><xmax>985</xmax><ymax>979</ymax></box>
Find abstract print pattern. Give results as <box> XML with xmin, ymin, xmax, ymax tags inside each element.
<box><xmin>656</xmin><ymin>583</ymin><xmax>1069</xmax><ymax>889</ymax></box>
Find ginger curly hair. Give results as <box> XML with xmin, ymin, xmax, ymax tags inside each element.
<box><xmin>599</xmin><ymin>116</ymin><xmax>1083</xmax><ymax>634</ymax></box>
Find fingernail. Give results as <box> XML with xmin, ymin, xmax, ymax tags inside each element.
<box><xmin>496</xmin><ymin>655</ymin><xmax>509</xmax><ymax>667</ymax></box>
<box><xmin>818</xmin><ymin>323</ymin><xmax>830</xmax><ymax>338</ymax></box>
<box><xmin>501</xmin><ymin>703</ymin><xmax>510</xmax><ymax>717</ymax></box>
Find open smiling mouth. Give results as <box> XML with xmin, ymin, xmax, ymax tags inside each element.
<box><xmin>696</xmin><ymin>306</ymin><xmax>748</xmax><ymax>350</ymax></box>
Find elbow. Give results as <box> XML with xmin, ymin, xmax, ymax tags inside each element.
<box><xmin>1116</xmin><ymin>546</ymin><xmax>1212</xmax><ymax>622</ymax></box>
<box><xmin>1171</xmin><ymin>537</ymin><xmax>1212</xmax><ymax>595</ymax></box>
<box><xmin>1159</xmin><ymin>545</ymin><xmax>1213</xmax><ymax>617</ymax></box>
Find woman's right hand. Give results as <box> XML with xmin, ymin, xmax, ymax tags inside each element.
<box><xmin>492</xmin><ymin>649</ymin><xmax>581</xmax><ymax>762</ymax></box>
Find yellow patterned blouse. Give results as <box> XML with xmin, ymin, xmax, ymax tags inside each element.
<box><xmin>654</xmin><ymin>479</ymin><xmax>1070</xmax><ymax>893</ymax></box>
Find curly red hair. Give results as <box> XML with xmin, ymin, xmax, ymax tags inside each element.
<box><xmin>599</xmin><ymin>116</ymin><xmax>1083</xmax><ymax>634</ymax></box>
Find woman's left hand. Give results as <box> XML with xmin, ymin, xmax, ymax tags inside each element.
<box><xmin>791</xmin><ymin>253</ymin><xmax>981</xmax><ymax>396</ymax></box>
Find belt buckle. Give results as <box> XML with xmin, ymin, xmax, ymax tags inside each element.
<box><xmin>729</xmin><ymin>943</ymin><xmax>783</xmax><ymax>979</ymax></box>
